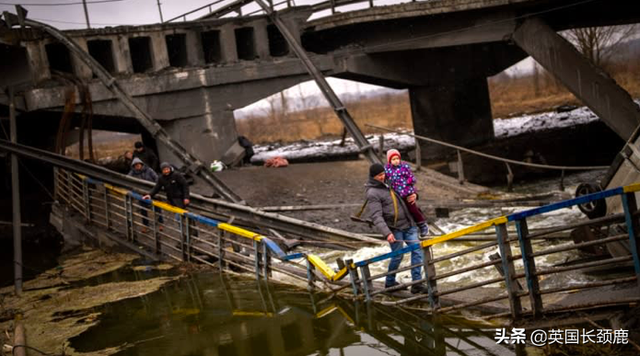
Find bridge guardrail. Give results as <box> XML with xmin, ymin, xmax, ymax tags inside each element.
<box><xmin>54</xmin><ymin>167</ymin><xmax>640</xmax><ymax>319</ymax></box>
<box><xmin>55</xmin><ymin>167</ymin><xmax>351</xmax><ymax>290</ymax></box>
<box><xmin>347</xmin><ymin>183</ymin><xmax>640</xmax><ymax>319</ymax></box>
<box><xmin>167</xmin><ymin>0</ymin><xmax>413</xmax><ymax>23</ymax></box>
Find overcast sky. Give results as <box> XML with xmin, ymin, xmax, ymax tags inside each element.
<box><xmin>0</xmin><ymin>0</ymin><xmax>252</xmax><ymax>29</ymax></box>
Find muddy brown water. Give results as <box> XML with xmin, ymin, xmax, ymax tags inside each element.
<box><xmin>69</xmin><ymin>270</ymin><xmax>509</xmax><ymax>356</ymax></box>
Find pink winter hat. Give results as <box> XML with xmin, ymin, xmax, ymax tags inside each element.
<box><xmin>386</xmin><ymin>149</ymin><xmax>401</xmax><ymax>163</ymax></box>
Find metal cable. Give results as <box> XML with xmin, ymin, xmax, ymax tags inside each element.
<box><xmin>366</xmin><ymin>124</ymin><xmax>610</xmax><ymax>171</ymax></box>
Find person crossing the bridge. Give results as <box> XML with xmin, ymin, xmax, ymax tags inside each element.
<box><xmin>385</xmin><ymin>149</ymin><xmax>429</xmax><ymax>237</ymax></box>
<box><xmin>143</xmin><ymin>162</ymin><xmax>198</xmax><ymax>238</ymax></box>
<box><xmin>143</xmin><ymin>162</ymin><xmax>190</xmax><ymax>209</ymax></box>
<box><xmin>128</xmin><ymin>157</ymin><xmax>163</xmax><ymax>232</ymax></box>
<box><xmin>365</xmin><ymin>163</ymin><xmax>427</xmax><ymax>294</ymax></box>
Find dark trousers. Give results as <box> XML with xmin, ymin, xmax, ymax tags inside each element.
<box><xmin>140</xmin><ymin>201</ymin><xmax>163</xmax><ymax>226</ymax></box>
<box><xmin>404</xmin><ymin>197</ymin><xmax>426</xmax><ymax>224</ymax></box>
<box><xmin>168</xmin><ymin>197</ymin><xmax>198</xmax><ymax>236</ymax></box>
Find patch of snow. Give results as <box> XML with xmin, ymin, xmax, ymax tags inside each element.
<box><xmin>251</xmin><ymin>132</ymin><xmax>416</xmax><ymax>164</ymax></box>
<box><xmin>493</xmin><ymin>106</ymin><xmax>599</xmax><ymax>138</ymax></box>
<box><xmin>251</xmin><ymin>102</ymin><xmax>633</xmax><ymax>163</ymax></box>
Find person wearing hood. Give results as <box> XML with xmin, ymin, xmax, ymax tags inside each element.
<box><xmin>143</xmin><ymin>162</ymin><xmax>190</xmax><ymax>209</ymax></box>
<box><xmin>128</xmin><ymin>157</ymin><xmax>158</xmax><ymax>182</ymax></box>
<box><xmin>365</xmin><ymin>163</ymin><xmax>427</xmax><ymax>294</ymax></box>
<box><xmin>385</xmin><ymin>149</ymin><xmax>429</xmax><ymax>237</ymax></box>
<box><xmin>128</xmin><ymin>158</ymin><xmax>162</xmax><ymax>231</ymax></box>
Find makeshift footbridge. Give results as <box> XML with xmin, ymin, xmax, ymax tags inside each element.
<box><xmin>3</xmin><ymin>139</ymin><xmax>639</xmax><ymax>324</ymax></box>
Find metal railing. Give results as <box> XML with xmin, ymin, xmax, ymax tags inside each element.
<box><xmin>166</xmin><ymin>0</ymin><xmax>417</xmax><ymax>23</ymax></box>
<box><xmin>346</xmin><ymin>183</ymin><xmax>640</xmax><ymax>319</ymax></box>
<box><xmin>53</xmin><ymin>166</ymin><xmax>640</xmax><ymax>320</ymax></box>
<box><xmin>54</xmin><ymin>168</ymin><xmax>323</xmax><ymax>288</ymax></box>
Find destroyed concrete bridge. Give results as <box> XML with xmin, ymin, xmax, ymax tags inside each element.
<box><xmin>2</xmin><ymin>0</ymin><xmax>640</xmax><ymax>168</ymax></box>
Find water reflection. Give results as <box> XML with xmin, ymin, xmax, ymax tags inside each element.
<box><xmin>70</xmin><ymin>271</ymin><xmax>517</xmax><ymax>356</ymax></box>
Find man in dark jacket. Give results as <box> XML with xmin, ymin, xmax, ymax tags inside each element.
<box><xmin>365</xmin><ymin>163</ymin><xmax>427</xmax><ymax>294</ymax></box>
<box><xmin>128</xmin><ymin>157</ymin><xmax>162</xmax><ymax>230</ymax></box>
<box><xmin>133</xmin><ymin>141</ymin><xmax>159</xmax><ymax>172</ymax></box>
<box><xmin>143</xmin><ymin>162</ymin><xmax>190</xmax><ymax>208</ymax></box>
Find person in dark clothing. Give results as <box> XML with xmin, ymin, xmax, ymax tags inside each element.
<box><xmin>365</xmin><ymin>163</ymin><xmax>427</xmax><ymax>294</ymax></box>
<box><xmin>104</xmin><ymin>150</ymin><xmax>133</xmax><ymax>174</ymax></box>
<box><xmin>133</xmin><ymin>141</ymin><xmax>159</xmax><ymax>172</ymax></box>
<box><xmin>238</xmin><ymin>136</ymin><xmax>254</xmax><ymax>164</ymax></box>
<box><xmin>143</xmin><ymin>162</ymin><xmax>190</xmax><ymax>208</ymax></box>
<box><xmin>128</xmin><ymin>157</ymin><xmax>162</xmax><ymax>230</ymax></box>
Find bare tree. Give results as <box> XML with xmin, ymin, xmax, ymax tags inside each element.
<box><xmin>564</xmin><ymin>25</ymin><xmax>637</xmax><ymax>67</ymax></box>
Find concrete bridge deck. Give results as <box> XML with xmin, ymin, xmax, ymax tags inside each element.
<box><xmin>2</xmin><ymin>0</ymin><xmax>640</xmax><ymax>170</ymax></box>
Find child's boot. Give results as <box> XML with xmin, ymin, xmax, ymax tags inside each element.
<box><xmin>419</xmin><ymin>223</ymin><xmax>429</xmax><ymax>237</ymax></box>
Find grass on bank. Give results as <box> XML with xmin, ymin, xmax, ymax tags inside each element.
<box><xmin>237</xmin><ymin>61</ymin><xmax>640</xmax><ymax>144</ymax></box>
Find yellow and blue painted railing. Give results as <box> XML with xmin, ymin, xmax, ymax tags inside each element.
<box><xmin>68</xmin><ymin>172</ymin><xmax>640</xmax><ymax>312</ymax></box>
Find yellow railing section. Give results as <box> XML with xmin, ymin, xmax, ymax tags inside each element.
<box><xmin>217</xmin><ymin>223</ymin><xmax>265</xmax><ymax>241</ymax></box>
<box><xmin>421</xmin><ymin>216</ymin><xmax>508</xmax><ymax>248</ymax></box>
<box><xmin>623</xmin><ymin>182</ymin><xmax>640</xmax><ymax>193</ymax></box>
<box><xmin>307</xmin><ymin>254</ymin><xmax>337</xmax><ymax>280</ymax></box>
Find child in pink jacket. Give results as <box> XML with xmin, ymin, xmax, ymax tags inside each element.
<box><xmin>385</xmin><ymin>149</ymin><xmax>429</xmax><ymax>237</ymax></box>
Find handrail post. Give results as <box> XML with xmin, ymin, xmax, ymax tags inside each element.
<box><xmin>456</xmin><ymin>150</ymin><xmax>465</xmax><ymax>184</ymax></box>
<box><xmin>218</xmin><ymin>232</ymin><xmax>226</xmax><ymax>270</ymax></box>
<box><xmin>306</xmin><ymin>258</ymin><xmax>316</xmax><ymax>291</ymax></box>
<box><xmin>495</xmin><ymin>223</ymin><xmax>522</xmax><ymax>319</ymax></box>
<box><xmin>262</xmin><ymin>242</ymin><xmax>271</xmax><ymax>281</ymax></box>
<box><xmin>254</xmin><ymin>240</ymin><xmax>261</xmax><ymax>281</ymax></box>
<box><xmin>179</xmin><ymin>214</ymin><xmax>186</xmax><ymax>260</ymax></box>
<box><xmin>124</xmin><ymin>194</ymin><xmax>132</xmax><ymax>241</ymax></box>
<box><xmin>151</xmin><ymin>203</ymin><xmax>159</xmax><ymax>254</ymax></box>
<box><xmin>505</xmin><ymin>162</ymin><xmax>513</xmax><ymax>192</ymax></box>
<box><xmin>185</xmin><ymin>216</ymin><xmax>192</xmax><ymax>262</ymax></box>
<box><xmin>621</xmin><ymin>192</ymin><xmax>640</xmax><ymax>289</ymax></box>
<box><xmin>422</xmin><ymin>245</ymin><xmax>440</xmax><ymax>310</ymax></box>
<box><xmin>360</xmin><ymin>265</ymin><xmax>373</xmax><ymax>302</ymax></box>
<box><xmin>516</xmin><ymin>218</ymin><xmax>543</xmax><ymax>317</ymax></box>
<box><xmin>103</xmin><ymin>185</ymin><xmax>110</xmax><ymax>230</ymax></box>
<box><xmin>346</xmin><ymin>259</ymin><xmax>360</xmax><ymax>297</ymax></box>
<box><xmin>82</xmin><ymin>177</ymin><xmax>91</xmax><ymax>222</ymax></box>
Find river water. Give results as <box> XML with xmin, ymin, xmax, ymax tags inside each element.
<box><xmin>300</xmin><ymin>170</ymin><xmax>606</xmax><ymax>292</ymax></box>
<box><xmin>70</xmin><ymin>270</ymin><xmax>512</xmax><ymax>356</ymax></box>
<box><xmin>68</xmin><ymin>171</ymin><xmax>609</xmax><ymax>355</ymax></box>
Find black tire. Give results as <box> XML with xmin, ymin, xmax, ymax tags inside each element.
<box><xmin>575</xmin><ymin>182</ymin><xmax>607</xmax><ymax>219</ymax></box>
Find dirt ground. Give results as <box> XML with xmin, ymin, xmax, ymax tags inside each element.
<box><xmin>217</xmin><ymin>160</ymin><xmax>489</xmax><ymax>234</ymax></box>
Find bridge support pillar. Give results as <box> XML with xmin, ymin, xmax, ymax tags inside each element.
<box><xmin>149</xmin><ymin>32</ymin><xmax>170</xmax><ymax>71</ymax></box>
<box><xmin>512</xmin><ymin>18</ymin><xmax>640</xmax><ymax>140</ymax></box>
<box><xmin>70</xmin><ymin>37</ymin><xmax>93</xmax><ymax>80</ymax></box>
<box><xmin>254</xmin><ymin>20</ymin><xmax>271</xmax><ymax>60</ymax></box>
<box><xmin>25</xmin><ymin>41</ymin><xmax>50</xmax><ymax>83</ymax></box>
<box><xmin>409</xmin><ymin>77</ymin><xmax>494</xmax><ymax>159</ymax></box>
<box><xmin>220</xmin><ymin>24</ymin><xmax>239</xmax><ymax>63</ymax></box>
<box><xmin>113</xmin><ymin>35</ymin><xmax>134</xmax><ymax>74</ymax></box>
<box><xmin>157</xmin><ymin>109</ymin><xmax>239</xmax><ymax>167</ymax></box>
